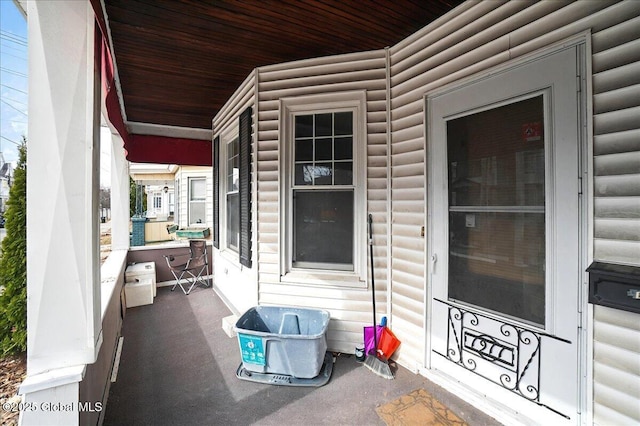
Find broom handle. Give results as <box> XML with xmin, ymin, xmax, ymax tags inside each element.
<box><xmin>368</xmin><ymin>214</ymin><xmax>377</xmax><ymax>355</ymax></box>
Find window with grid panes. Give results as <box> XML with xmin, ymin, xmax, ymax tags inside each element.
<box><xmin>292</xmin><ymin>112</ymin><xmax>354</xmax><ymax>270</ymax></box>
<box><xmin>226</xmin><ymin>137</ymin><xmax>239</xmax><ymax>252</ymax></box>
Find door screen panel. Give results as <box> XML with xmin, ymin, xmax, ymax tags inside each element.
<box><xmin>429</xmin><ymin>46</ymin><xmax>582</xmax><ymax>422</ymax></box>
<box><xmin>447</xmin><ymin>95</ymin><xmax>545</xmax><ymax>325</ymax></box>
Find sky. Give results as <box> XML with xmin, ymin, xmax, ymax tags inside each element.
<box><xmin>0</xmin><ymin>1</ymin><xmax>112</xmax><ymax>186</ymax></box>
<box><xmin>0</xmin><ymin>0</ymin><xmax>27</xmax><ymax>167</ymax></box>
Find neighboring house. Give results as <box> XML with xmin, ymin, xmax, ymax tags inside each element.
<box><xmin>0</xmin><ymin>153</ymin><xmax>12</xmax><ymax>213</ymax></box>
<box><xmin>129</xmin><ymin>163</ymin><xmax>177</xmax><ymax>220</ymax></box>
<box><xmin>173</xmin><ymin>166</ymin><xmax>213</xmax><ymax>230</ymax></box>
<box><xmin>210</xmin><ymin>3</ymin><xmax>640</xmax><ymax>426</ymax></box>
<box><xmin>20</xmin><ymin>2</ymin><xmax>640</xmax><ymax>426</ymax></box>
<box><xmin>145</xmin><ymin>185</ymin><xmax>173</xmax><ymax>219</ymax></box>
<box><xmin>129</xmin><ymin>163</ymin><xmax>212</xmax><ymax>242</ymax></box>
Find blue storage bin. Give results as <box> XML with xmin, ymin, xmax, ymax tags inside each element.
<box><xmin>234</xmin><ymin>306</ymin><xmax>330</xmax><ymax>379</ymax></box>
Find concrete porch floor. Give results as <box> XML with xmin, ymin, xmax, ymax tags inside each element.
<box><xmin>104</xmin><ymin>285</ymin><xmax>500</xmax><ymax>425</ymax></box>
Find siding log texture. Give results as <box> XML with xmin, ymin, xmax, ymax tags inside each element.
<box><xmin>211</xmin><ymin>74</ymin><xmax>258</xmax><ymax>315</ymax></box>
<box><xmin>388</xmin><ymin>0</ymin><xmax>640</xmax><ymax>422</ymax></box>
<box><xmin>211</xmin><ymin>1</ymin><xmax>640</xmax><ymax>422</ymax></box>
<box><xmin>257</xmin><ymin>51</ymin><xmax>389</xmax><ymax>353</ymax></box>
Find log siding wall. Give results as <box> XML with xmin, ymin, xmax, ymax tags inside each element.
<box><xmin>211</xmin><ymin>1</ymin><xmax>640</xmax><ymax>422</ymax></box>
<box><xmin>387</xmin><ymin>1</ymin><xmax>640</xmax><ymax>422</ymax></box>
<box><xmin>256</xmin><ymin>51</ymin><xmax>389</xmax><ymax>353</ymax></box>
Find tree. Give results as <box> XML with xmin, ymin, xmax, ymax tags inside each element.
<box><xmin>0</xmin><ymin>139</ymin><xmax>27</xmax><ymax>355</ymax></box>
<box><xmin>129</xmin><ymin>177</ymin><xmax>146</xmax><ymax>217</ymax></box>
<box><xmin>100</xmin><ymin>186</ymin><xmax>111</xmax><ymax>222</ymax></box>
<box><xmin>100</xmin><ymin>186</ymin><xmax>111</xmax><ymax>210</ymax></box>
<box><xmin>129</xmin><ymin>177</ymin><xmax>136</xmax><ymax>216</ymax></box>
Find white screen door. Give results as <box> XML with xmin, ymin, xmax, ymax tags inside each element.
<box><xmin>427</xmin><ymin>46</ymin><xmax>584</xmax><ymax>424</ymax></box>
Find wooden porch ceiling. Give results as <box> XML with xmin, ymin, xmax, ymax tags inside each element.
<box><xmin>103</xmin><ymin>0</ymin><xmax>464</xmax><ymax>131</ymax></box>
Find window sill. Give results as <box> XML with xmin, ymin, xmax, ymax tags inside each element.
<box><xmin>280</xmin><ymin>269</ymin><xmax>366</xmax><ymax>289</ymax></box>
<box><xmin>219</xmin><ymin>248</ymin><xmax>242</xmax><ymax>270</ymax></box>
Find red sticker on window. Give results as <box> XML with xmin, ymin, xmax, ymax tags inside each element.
<box><xmin>522</xmin><ymin>122</ymin><xmax>542</xmax><ymax>142</ymax></box>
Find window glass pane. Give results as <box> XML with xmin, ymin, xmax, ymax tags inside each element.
<box><xmin>174</xmin><ymin>179</ymin><xmax>180</xmax><ymax>223</ymax></box>
<box><xmin>448</xmin><ymin>211</ymin><xmax>545</xmax><ymax>325</ymax></box>
<box><xmin>295</xmin><ymin>115</ymin><xmax>313</xmax><ymax>138</ymax></box>
<box><xmin>448</xmin><ymin>96</ymin><xmax>544</xmax><ymax>207</ymax></box>
<box><xmin>334</xmin><ymin>137</ymin><xmax>352</xmax><ymax>160</ymax></box>
<box><xmin>189</xmin><ymin>201</ymin><xmax>205</xmax><ymax>224</ymax></box>
<box><xmin>315</xmin><ymin>137</ymin><xmax>332</xmax><ymax>161</ymax></box>
<box><xmin>189</xmin><ymin>178</ymin><xmax>206</xmax><ymax>224</ymax></box>
<box><xmin>190</xmin><ymin>178</ymin><xmax>206</xmax><ymax>200</ymax></box>
<box><xmin>227</xmin><ymin>193</ymin><xmax>239</xmax><ymax>251</ymax></box>
<box><xmin>295</xmin><ymin>139</ymin><xmax>313</xmax><ymax>162</ymax></box>
<box><xmin>334</xmin><ymin>162</ymin><xmax>352</xmax><ymax>185</ymax></box>
<box><xmin>226</xmin><ymin>137</ymin><xmax>240</xmax><ymax>252</ymax></box>
<box><xmin>315</xmin><ymin>113</ymin><xmax>332</xmax><ymax>137</ymax></box>
<box><xmin>294</xmin><ymin>190</ymin><xmax>353</xmax><ymax>267</ymax></box>
<box><xmin>293</xmin><ymin>112</ymin><xmax>354</xmax><ymax>189</ymax></box>
<box><xmin>447</xmin><ymin>95</ymin><xmax>545</xmax><ymax>325</ymax></box>
<box><xmin>227</xmin><ymin>138</ymin><xmax>239</xmax><ymax>192</ymax></box>
<box><xmin>295</xmin><ymin>163</ymin><xmax>314</xmax><ymax>185</ymax></box>
<box><xmin>314</xmin><ymin>163</ymin><xmax>333</xmax><ymax>185</ymax></box>
<box><xmin>334</xmin><ymin>112</ymin><xmax>352</xmax><ymax>135</ymax></box>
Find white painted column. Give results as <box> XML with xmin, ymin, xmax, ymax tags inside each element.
<box><xmin>110</xmin><ymin>132</ymin><xmax>130</xmax><ymax>250</ymax></box>
<box><xmin>163</xmin><ymin>189</ymin><xmax>170</xmax><ymax>217</ymax></box>
<box><xmin>22</xmin><ymin>2</ymin><xmax>101</xmax><ymax>424</ymax></box>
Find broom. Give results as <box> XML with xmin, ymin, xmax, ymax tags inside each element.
<box><xmin>364</xmin><ymin>214</ymin><xmax>394</xmax><ymax>379</ymax></box>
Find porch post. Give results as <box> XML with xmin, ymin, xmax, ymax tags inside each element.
<box><xmin>21</xmin><ymin>1</ymin><xmax>101</xmax><ymax>424</ymax></box>
<box><xmin>110</xmin><ymin>132</ymin><xmax>130</xmax><ymax>250</ymax></box>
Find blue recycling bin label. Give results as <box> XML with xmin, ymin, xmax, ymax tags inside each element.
<box><xmin>238</xmin><ymin>334</ymin><xmax>265</xmax><ymax>366</ymax></box>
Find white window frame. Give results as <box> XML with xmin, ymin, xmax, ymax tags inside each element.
<box><xmin>221</xmin><ymin>126</ymin><xmax>240</xmax><ymax>257</ymax></box>
<box><xmin>226</xmin><ymin>136</ymin><xmax>240</xmax><ymax>254</ymax></box>
<box><xmin>279</xmin><ymin>91</ymin><xmax>367</xmax><ymax>287</ymax></box>
<box><xmin>188</xmin><ymin>177</ymin><xmax>206</xmax><ymax>226</ymax></box>
<box><xmin>153</xmin><ymin>193</ymin><xmax>162</xmax><ymax>210</ymax></box>
<box><xmin>168</xmin><ymin>191</ymin><xmax>175</xmax><ymax>217</ymax></box>
<box><xmin>174</xmin><ymin>178</ymin><xmax>179</xmax><ymax>223</ymax></box>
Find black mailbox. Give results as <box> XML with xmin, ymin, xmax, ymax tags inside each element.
<box><xmin>588</xmin><ymin>262</ymin><xmax>640</xmax><ymax>314</ymax></box>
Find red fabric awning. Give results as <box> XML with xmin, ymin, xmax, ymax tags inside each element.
<box><xmin>126</xmin><ymin>135</ymin><xmax>212</xmax><ymax>166</ymax></box>
<box><xmin>91</xmin><ymin>0</ymin><xmax>212</xmax><ymax>166</ymax></box>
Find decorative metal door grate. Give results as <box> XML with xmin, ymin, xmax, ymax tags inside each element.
<box><xmin>433</xmin><ymin>299</ymin><xmax>571</xmax><ymax>418</ymax></box>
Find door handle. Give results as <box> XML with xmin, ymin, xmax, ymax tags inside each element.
<box><xmin>430</xmin><ymin>254</ymin><xmax>437</xmax><ymax>272</ymax></box>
